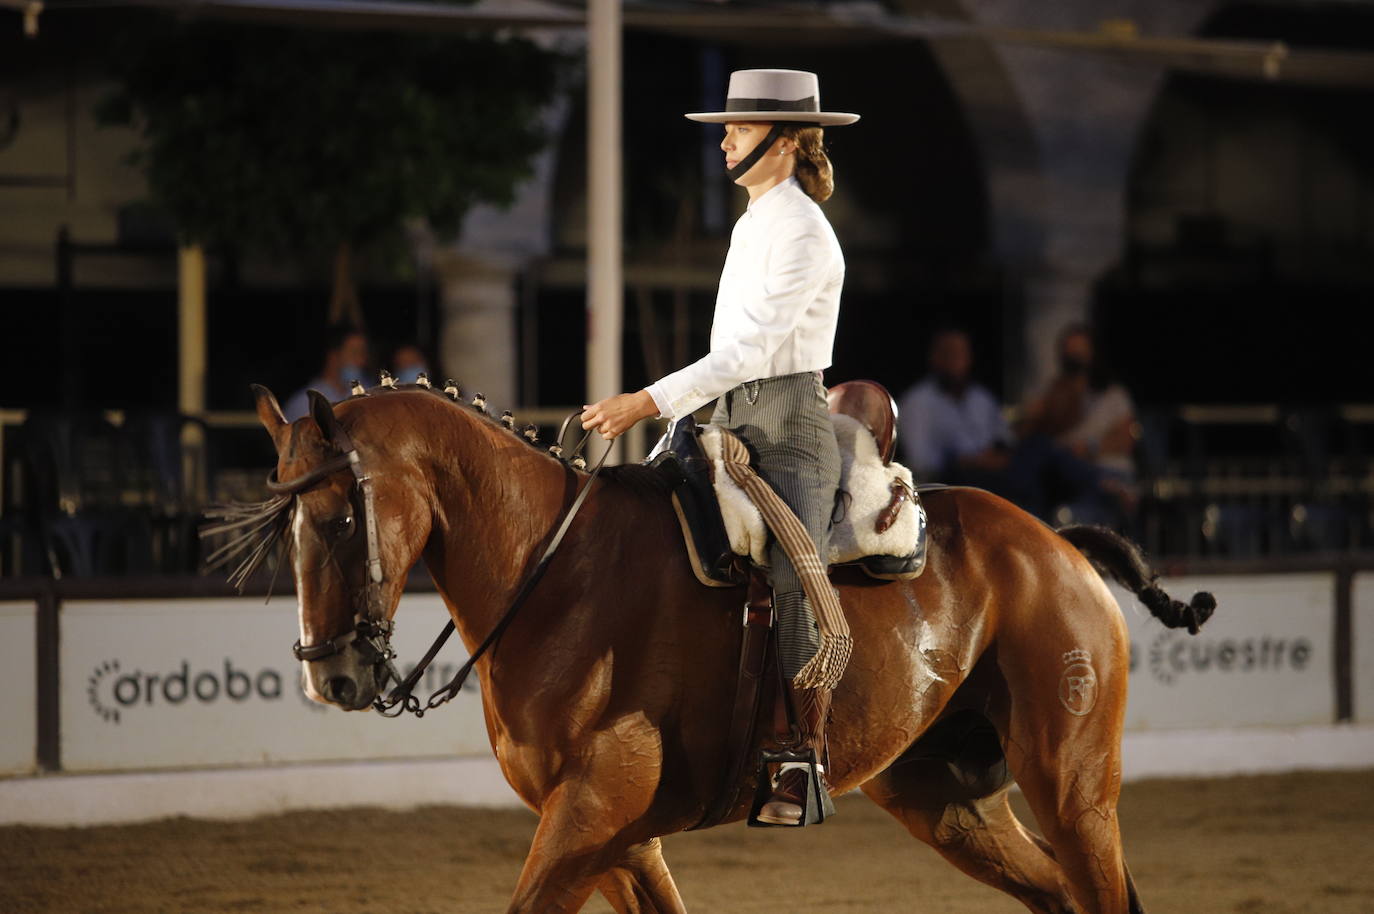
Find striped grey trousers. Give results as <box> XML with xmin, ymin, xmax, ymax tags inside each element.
<box><xmin>711</xmin><ymin>371</ymin><xmax>842</xmax><ymax>679</ymax></box>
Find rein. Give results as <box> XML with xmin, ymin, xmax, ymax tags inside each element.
<box><xmin>281</xmin><ymin>409</ymin><xmax>610</xmax><ymax>719</ymax></box>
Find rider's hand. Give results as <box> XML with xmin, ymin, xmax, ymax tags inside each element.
<box><xmin>581</xmin><ymin>390</ymin><xmax>659</xmax><ymax>440</ymax></box>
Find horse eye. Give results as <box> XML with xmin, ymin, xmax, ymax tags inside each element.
<box><xmin>328</xmin><ymin>515</ymin><xmax>355</xmax><ymax>539</ymax></box>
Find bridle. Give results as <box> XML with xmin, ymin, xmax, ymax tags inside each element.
<box><xmin>268</xmin><ymin>413</ymin><xmax>406</xmax><ymax>703</ymax></box>
<box><xmin>275</xmin><ymin>402</ymin><xmax>608</xmax><ymax>718</ymax></box>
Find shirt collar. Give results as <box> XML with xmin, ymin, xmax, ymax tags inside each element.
<box><xmin>746</xmin><ymin>175</ymin><xmax>801</xmax><ymax>217</ymax></box>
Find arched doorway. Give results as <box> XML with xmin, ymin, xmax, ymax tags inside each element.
<box><xmin>1103</xmin><ymin>2</ymin><xmax>1374</xmax><ymax>405</ymax></box>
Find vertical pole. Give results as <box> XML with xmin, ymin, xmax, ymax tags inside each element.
<box><xmin>178</xmin><ymin>245</ymin><xmax>208</xmax><ymax>502</ymax></box>
<box><xmin>36</xmin><ymin>583</ymin><xmax>60</xmax><ymax>772</ymax></box>
<box><xmin>178</xmin><ymin>245</ymin><xmax>207</xmax><ymax>416</ymax></box>
<box><xmin>587</xmin><ymin>0</ymin><xmax>623</xmax><ymax>462</ymax></box>
<box><xmin>1335</xmin><ymin>562</ymin><xmax>1353</xmax><ymax>723</ymax></box>
<box><xmin>56</xmin><ymin>226</ymin><xmax>77</xmax><ymax>409</ymax></box>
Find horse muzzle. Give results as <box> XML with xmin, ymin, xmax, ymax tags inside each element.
<box><xmin>302</xmin><ymin>653</ymin><xmax>383</xmax><ymax>710</ymax></box>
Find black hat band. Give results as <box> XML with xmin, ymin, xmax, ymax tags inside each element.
<box><xmin>725</xmin><ymin>95</ymin><xmax>818</xmax><ymax>113</ymax></box>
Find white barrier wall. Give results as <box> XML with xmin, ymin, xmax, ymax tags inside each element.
<box><xmin>41</xmin><ymin>571</ymin><xmax>1351</xmax><ymax>773</ymax></box>
<box><xmin>1353</xmin><ymin>573</ymin><xmax>1374</xmax><ymax>724</ymax></box>
<box><xmin>1114</xmin><ymin>574</ymin><xmax>1335</xmax><ymax>730</ymax></box>
<box><xmin>0</xmin><ymin>601</ymin><xmax>37</xmax><ymax>774</ymax></box>
<box><xmin>61</xmin><ymin>594</ymin><xmax>490</xmax><ymax>772</ymax></box>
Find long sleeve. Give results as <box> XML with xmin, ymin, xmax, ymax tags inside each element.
<box><xmin>648</xmin><ymin>214</ymin><xmax>838</xmax><ymax>420</ymax></box>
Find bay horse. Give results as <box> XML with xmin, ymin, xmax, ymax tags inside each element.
<box><xmin>236</xmin><ymin>382</ymin><xmax>1214</xmax><ymax>914</ymax></box>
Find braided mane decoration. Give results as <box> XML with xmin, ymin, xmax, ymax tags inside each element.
<box><xmin>202</xmin><ymin>377</ymin><xmax>598</xmax><ymax>590</ymax></box>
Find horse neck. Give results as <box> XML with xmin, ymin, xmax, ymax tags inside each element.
<box><xmin>419</xmin><ymin>408</ymin><xmax>575</xmax><ymax>652</ymax></box>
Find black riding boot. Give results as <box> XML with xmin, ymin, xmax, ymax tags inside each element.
<box><xmin>756</xmin><ymin>684</ymin><xmax>833</xmax><ymax>826</ymax></box>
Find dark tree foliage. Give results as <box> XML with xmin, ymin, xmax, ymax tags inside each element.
<box><xmin>96</xmin><ymin>17</ymin><xmax>565</xmax><ymax>308</ymax></box>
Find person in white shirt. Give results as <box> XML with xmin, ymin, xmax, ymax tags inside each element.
<box><xmin>899</xmin><ymin>328</ymin><xmax>1013</xmax><ymax>482</ymax></box>
<box><xmin>580</xmin><ymin>69</ymin><xmax>858</xmax><ymax>827</ymax></box>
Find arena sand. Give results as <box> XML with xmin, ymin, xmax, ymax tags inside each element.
<box><xmin>1</xmin><ymin>769</ymin><xmax>1370</xmax><ymax>913</ymax></box>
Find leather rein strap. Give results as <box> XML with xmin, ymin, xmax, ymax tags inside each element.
<box><xmin>375</xmin><ymin>429</ymin><xmax>612</xmax><ymax>717</ymax></box>
<box><xmin>273</xmin><ymin>409</ymin><xmax>610</xmax><ymax>719</ymax></box>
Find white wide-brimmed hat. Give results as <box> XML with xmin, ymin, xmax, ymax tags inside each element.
<box><xmin>685</xmin><ymin>69</ymin><xmax>859</xmax><ymax>127</ymax></box>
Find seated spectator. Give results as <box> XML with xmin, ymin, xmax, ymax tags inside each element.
<box><xmin>283</xmin><ymin>323</ymin><xmax>370</xmax><ymax>421</ymax></box>
<box><xmin>898</xmin><ymin>328</ymin><xmax>1011</xmax><ymax>483</ymax></box>
<box><xmin>391</xmin><ymin>342</ymin><xmax>431</xmax><ymax>385</ymax></box>
<box><xmin>1018</xmin><ymin>323</ymin><xmax>1138</xmax><ymax>524</ymax></box>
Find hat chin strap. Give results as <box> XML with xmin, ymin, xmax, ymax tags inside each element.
<box><xmin>726</xmin><ymin>123</ymin><xmax>787</xmax><ymax>182</ymax></box>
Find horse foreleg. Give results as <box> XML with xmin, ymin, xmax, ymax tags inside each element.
<box><xmin>596</xmin><ymin>837</ymin><xmax>688</xmax><ymax>914</ymax></box>
<box><xmin>503</xmin><ymin>789</ymin><xmax>627</xmax><ymax>914</ymax></box>
<box><xmin>504</xmin><ymin>723</ymin><xmax>670</xmax><ymax>914</ymax></box>
<box><xmin>863</xmin><ymin>758</ymin><xmax>1080</xmax><ymax>914</ymax></box>
<box><xmin>503</xmin><ymin>815</ymin><xmax>603</xmax><ymax>914</ymax></box>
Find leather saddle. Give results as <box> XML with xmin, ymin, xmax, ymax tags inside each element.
<box><xmin>650</xmin><ymin>380</ymin><xmax>927</xmax><ymax>588</ymax></box>
<box><xmin>826</xmin><ymin>379</ymin><xmax>897</xmax><ymax>465</ymax></box>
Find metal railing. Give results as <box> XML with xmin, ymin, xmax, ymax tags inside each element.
<box><xmin>6</xmin><ymin>401</ymin><xmax>1373</xmax><ymax>574</ymax></box>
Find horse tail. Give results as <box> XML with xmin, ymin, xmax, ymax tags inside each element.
<box><xmin>1056</xmin><ymin>524</ymin><xmax>1216</xmax><ymax>635</ymax></box>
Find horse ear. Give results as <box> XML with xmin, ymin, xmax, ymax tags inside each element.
<box><xmin>251</xmin><ymin>384</ymin><xmax>290</xmax><ymax>453</ymax></box>
<box><xmin>307</xmin><ymin>389</ymin><xmax>342</xmax><ymax>447</ymax></box>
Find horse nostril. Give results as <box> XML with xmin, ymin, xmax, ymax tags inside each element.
<box><xmin>326</xmin><ymin>676</ymin><xmax>357</xmax><ymax>705</ymax></box>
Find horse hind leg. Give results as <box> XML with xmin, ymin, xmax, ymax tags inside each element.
<box><xmin>999</xmin><ymin>630</ymin><xmax>1133</xmax><ymax>912</ymax></box>
<box><xmin>596</xmin><ymin>838</ymin><xmax>688</xmax><ymax>914</ymax></box>
<box><xmin>861</xmin><ymin>722</ymin><xmax>1080</xmax><ymax>914</ymax></box>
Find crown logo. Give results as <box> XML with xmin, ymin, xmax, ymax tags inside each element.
<box><xmin>1062</xmin><ymin>649</ymin><xmax>1092</xmax><ymax>666</ymax></box>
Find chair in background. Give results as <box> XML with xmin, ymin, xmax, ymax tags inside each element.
<box><xmin>20</xmin><ymin>412</ymin><xmax>155</xmax><ymax>577</ymax></box>
<box><xmin>122</xmin><ymin>412</ymin><xmax>215</xmax><ymax>573</ymax></box>
<box><xmin>1281</xmin><ymin>407</ymin><xmax>1352</xmax><ymax>553</ymax></box>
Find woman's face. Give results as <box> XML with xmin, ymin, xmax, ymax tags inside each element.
<box><xmin>721</xmin><ymin>121</ymin><xmax>792</xmax><ymax>187</ymax></box>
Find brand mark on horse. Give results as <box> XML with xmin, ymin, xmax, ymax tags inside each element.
<box><xmin>1059</xmin><ymin>648</ymin><xmax>1098</xmax><ymax>717</ymax></box>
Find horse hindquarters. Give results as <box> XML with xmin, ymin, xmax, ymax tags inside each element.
<box><xmin>995</xmin><ymin>576</ymin><xmax>1133</xmax><ymax>913</ymax></box>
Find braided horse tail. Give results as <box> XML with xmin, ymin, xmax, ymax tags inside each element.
<box><xmin>1057</xmin><ymin>525</ymin><xmax>1216</xmax><ymax>635</ymax></box>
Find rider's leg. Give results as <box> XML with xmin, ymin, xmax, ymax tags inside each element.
<box><xmin>715</xmin><ymin>372</ymin><xmax>843</xmax><ymax>825</ymax></box>
<box><xmin>754</xmin><ymin>408</ymin><xmax>842</xmax><ymax>824</ymax></box>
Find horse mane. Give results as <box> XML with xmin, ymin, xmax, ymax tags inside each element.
<box><xmin>202</xmin><ymin>379</ymin><xmax>674</xmax><ymax>586</ymax></box>
<box><xmin>342</xmin><ymin>382</ymin><xmax>674</xmax><ymax>502</ymax></box>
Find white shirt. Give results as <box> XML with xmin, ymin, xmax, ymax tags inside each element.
<box><xmin>645</xmin><ymin>176</ymin><xmax>845</xmax><ymax>420</ymax></box>
<box><xmin>898</xmin><ymin>378</ymin><xmax>1010</xmax><ymax>480</ymax></box>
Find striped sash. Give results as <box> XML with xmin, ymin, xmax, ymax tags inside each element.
<box><xmin>716</xmin><ymin>430</ymin><xmax>852</xmax><ymax>690</ymax></box>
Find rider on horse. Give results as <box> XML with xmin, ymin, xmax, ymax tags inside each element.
<box><xmin>581</xmin><ymin>68</ymin><xmax>859</xmax><ymax>827</ymax></box>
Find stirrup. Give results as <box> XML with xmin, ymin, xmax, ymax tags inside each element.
<box><xmin>746</xmin><ymin>747</ymin><xmax>835</xmax><ymax>828</ymax></box>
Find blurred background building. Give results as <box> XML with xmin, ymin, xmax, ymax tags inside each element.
<box><xmin>3</xmin><ymin>0</ymin><xmax>1374</xmax><ymax>578</ymax></box>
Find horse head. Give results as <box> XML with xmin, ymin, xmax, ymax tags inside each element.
<box><xmin>251</xmin><ymin>384</ymin><xmax>433</xmax><ymax>710</ymax></box>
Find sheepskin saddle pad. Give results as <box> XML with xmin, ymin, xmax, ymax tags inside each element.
<box><xmin>700</xmin><ymin>415</ymin><xmax>927</xmax><ymax>581</ymax></box>
<box><xmin>655</xmin><ymin>408</ymin><xmax>929</xmax><ymax>588</ymax></box>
